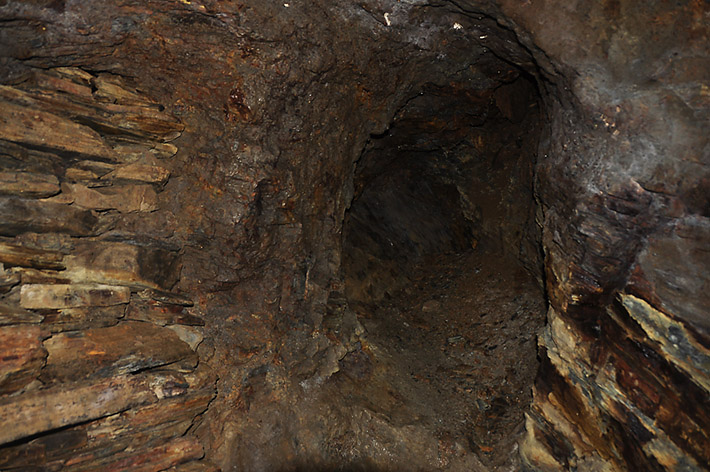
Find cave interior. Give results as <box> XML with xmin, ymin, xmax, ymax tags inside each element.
<box><xmin>0</xmin><ymin>1</ymin><xmax>708</xmax><ymax>471</ymax></box>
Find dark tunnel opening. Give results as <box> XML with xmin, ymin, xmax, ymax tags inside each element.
<box><xmin>339</xmin><ymin>71</ymin><xmax>549</xmax><ymax>468</ymax></box>
<box><xmin>343</xmin><ymin>73</ymin><xmax>545</xmax><ymax>302</ymax></box>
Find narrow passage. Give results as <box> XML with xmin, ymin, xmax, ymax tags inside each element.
<box><xmin>338</xmin><ymin>245</ymin><xmax>546</xmax><ymax>470</ymax></box>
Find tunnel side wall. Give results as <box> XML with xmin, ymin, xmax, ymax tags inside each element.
<box><xmin>495</xmin><ymin>1</ymin><xmax>710</xmax><ymax>469</ymax></box>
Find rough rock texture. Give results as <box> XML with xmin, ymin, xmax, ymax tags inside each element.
<box><xmin>0</xmin><ymin>0</ymin><xmax>707</xmax><ymax>471</ymax></box>
<box><xmin>0</xmin><ymin>64</ymin><xmax>216</xmax><ymax>470</ymax></box>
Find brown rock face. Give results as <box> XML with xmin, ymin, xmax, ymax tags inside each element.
<box><xmin>42</xmin><ymin>322</ymin><xmax>197</xmax><ymax>383</ymax></box>
<box><xmin>0</xmin><ymin>1</ymin><xmax>707</xmax><ymax>471</ymax></box>
<box><xmin>0</xmin><ymin>54</ymin><xmax>213</xmax><ymax>470</ymax></box>
<box><xmin>0</xmin><ymin>325</ymin><xmax>46</xmax><ymax>394</ymax></box>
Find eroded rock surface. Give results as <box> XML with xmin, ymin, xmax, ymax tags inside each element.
<box><xmin>0</xmin><ymin>65</ymin><xmax>215</xmax><ymax>470</ymax></box>
<box><xmin>0</xmin><ymin>1</ymin><xmax>707</xmax><ymax>471</ymax></box>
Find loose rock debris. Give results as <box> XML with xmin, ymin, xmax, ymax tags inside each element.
<box><xmin>342</xmin><ymin>247</ymin><xmax>546</xmax><ymax>470</ymax></box>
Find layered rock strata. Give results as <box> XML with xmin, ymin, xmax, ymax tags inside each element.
<box><xmin>0</xmin><ymin>67</ymin><xmax>217</xmax><ymax>471</ymax></box>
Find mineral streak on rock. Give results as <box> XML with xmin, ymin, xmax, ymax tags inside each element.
<box><xmin>620</xmin><ymin>293</ymin><xmax>710</xmax><ymax>394</ymax></box>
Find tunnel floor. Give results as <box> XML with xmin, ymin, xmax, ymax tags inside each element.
<box><xmin>336</xmin><ymin>245</ymin><xmax>546</xmax><ymax>470</ymax></box>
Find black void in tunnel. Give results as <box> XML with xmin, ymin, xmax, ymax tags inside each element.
<box><xmin>342</xmin><ymin>73</ymin><xmax>545</xmax><ymax>306</ymax></box>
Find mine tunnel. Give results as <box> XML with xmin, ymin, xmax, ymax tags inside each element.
<box><xmin>0</xmin><ymin>1</ymin><xmax>708</xmax><ymax>472</ymax></box>
<box><xmin>342</xmin><ymin>75</ymin><xmax>543</xmax><ymax>303</ymax></box>
<box><xmin>337</xmin><ymin>71</ymin><xmax>547</xmax><ymax>470</ymax></box>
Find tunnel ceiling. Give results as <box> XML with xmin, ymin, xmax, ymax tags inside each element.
<box><xmin>0</xmin><ymin>1</ymin><xmax>708</xmax><ymax>471</ymax></box>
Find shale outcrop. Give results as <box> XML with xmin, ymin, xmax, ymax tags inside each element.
<box><xmin>0</xmin><ymin>67</ymin><xmax>216</xmax><ymax>471</ymax></box>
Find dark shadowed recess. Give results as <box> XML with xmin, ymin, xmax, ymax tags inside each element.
<box><xmin>342</xmin><ymin>71</ymin><xmax>545</xmax><ymax>305</ymax></box>
<box><xmin>336</xmin><ymin>52</ymin><xmax>550</xmax><ymax>470</ymax></box>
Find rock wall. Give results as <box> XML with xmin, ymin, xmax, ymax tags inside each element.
<box><xmin>0</xmin><ymin>0</ymin><xmax>707</xmax><ymax>471</ymax></box>
<box><xmin>495</xmin><ymin>2</ymin><xmax>710</xmax><ymax>470</ymax></box>
<box><xmin>0</xmin><ymin>67</ymin><xmax>217</xmax><ymax>470</ymax></box>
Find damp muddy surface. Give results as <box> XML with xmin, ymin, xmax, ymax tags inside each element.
<box><xmin>337</xmin><ymin>246</ymin><xmax>546</xmax><ymax>470</ymax></box>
